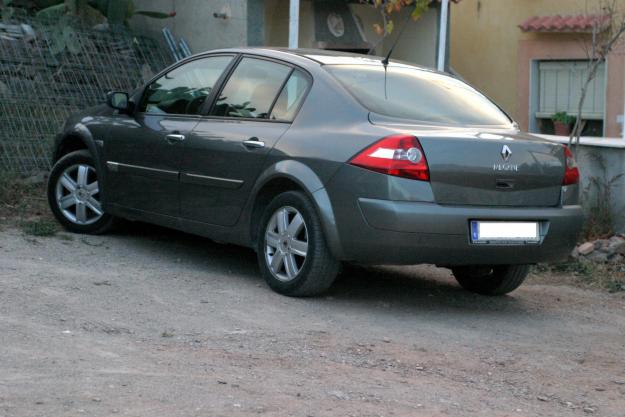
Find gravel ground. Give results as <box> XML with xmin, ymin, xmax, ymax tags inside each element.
<box><xmin>1</xmin><ymin>222</ymin><xmax>625</xmax><ymax>417</ymax></box>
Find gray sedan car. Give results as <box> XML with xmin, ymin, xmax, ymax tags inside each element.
<box><xmin>47</xmin><ymin>48</ymin><xmax>583</xmax><ymax>296</ymax></box>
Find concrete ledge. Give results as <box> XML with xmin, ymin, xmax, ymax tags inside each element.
<box><xmin>535</xmin><ymin>134</ymin><xmax>625</xmax><ymax>149</ymax></box>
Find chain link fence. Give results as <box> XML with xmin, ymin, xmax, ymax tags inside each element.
<box><xmin>0</xmin><ymin>12</ymin><xmax>172</xmax><ymax>175</ymax></box>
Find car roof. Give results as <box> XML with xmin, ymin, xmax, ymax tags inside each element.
<box><xmin>200</xmin><ymin>47</ymin><xmax>413</xmax><ymax>67</ymax></box>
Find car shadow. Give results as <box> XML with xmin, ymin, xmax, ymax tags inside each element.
<box><xmin>113</xmin><ymin>221</ymin><xmax>535</xmax><ymax>317</ymax></box>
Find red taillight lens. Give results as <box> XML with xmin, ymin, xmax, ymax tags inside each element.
<box><xmin>563</xmin><ymin>145</ymin><xmax>580</xmax><ymax>185</ymax></box>
<box><xmin>349</xmin><ymin>135</ymin><xmax>430</xmax><ymax>181</ymax></box>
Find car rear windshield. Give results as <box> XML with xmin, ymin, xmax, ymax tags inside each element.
<box><xmin>325</xmin><ymin>64</ymin><xmax>512</xmax><ymax>126</ymax></box>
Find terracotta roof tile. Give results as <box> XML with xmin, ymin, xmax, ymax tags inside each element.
<box><xmin>519</xmin><ymin>14</ymin><xmax>609</xmax><ymax>33</ymax></box>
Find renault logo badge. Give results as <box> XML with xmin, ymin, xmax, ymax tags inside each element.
<box><xmin>501</xmin><ymin>145</ymin><xmax>512</xmax><ymax>162</ymax></box>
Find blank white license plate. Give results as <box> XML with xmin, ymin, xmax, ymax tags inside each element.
<box><xmin>470</xmin><ymin>221</ymin><xmax>540</xmax><ymax>244</ymax></box>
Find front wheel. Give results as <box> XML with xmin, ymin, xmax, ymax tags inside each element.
<box><xmin>47</xmin><ymin>150</ymin><xmax>115</xmax><ymax>234</ymax></box>
<box><xmin>452</xmin><ymin>265</ymin><xmax>530</xmax><ymax>296</ymax></box>
<box><xmin>257</xmin><ymin>191</ymin><xmax>339</xmax><ymax>297</ymax></box>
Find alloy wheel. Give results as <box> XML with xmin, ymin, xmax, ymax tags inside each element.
<box><xmin>55</xmin><ymin>163</ymin><xmax>103</xmax><ymax>225</ymax></box>
<box><xmin>264</xmin><ymin>206</ymin><xmax>309</xmax><ymax>282</ymax></box>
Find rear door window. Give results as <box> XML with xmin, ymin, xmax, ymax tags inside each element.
<box><xmin>140</xmin><ymin>55</ymin><xmax>233</xmax><ymax>115</ymax></box>
<box><xmin>270</xmin><ymin>69</ymin><xmax>310</xmax><ymax>121</ymax></box>
<box><xmin>210</xmin><ymin>57</ymin><xmax>292</xmax><ymax>119</ymax></box>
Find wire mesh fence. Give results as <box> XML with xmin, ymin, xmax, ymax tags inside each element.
<box><xmin>0</xmin><ymin>12</ymin><xmax>172</xmax><ymax>175</ymax></box>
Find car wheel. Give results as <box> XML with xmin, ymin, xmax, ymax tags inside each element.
<box><xmin>47</xmin><ymin>150</ymin><xmax>114</xmax><ymax>234</ymax></box>
<box><xmin>452</xmin><ymin>265</ymin><xmax>530</xmax><ymax>296</ymax></box>
<box><xmin>257</xmin><ymin>191</ymin><xmax>339</xmax><ymax>297</ymax></box>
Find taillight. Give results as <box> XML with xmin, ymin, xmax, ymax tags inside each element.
<box><xmin>349</xmin><ymin>135</ymin><xmax>430</xmax><ymax>181</ymax></box>
<box><xmin>563</xmin><ymin>145</ymin><xmax>580</xmax><ymax>185</ymax></box>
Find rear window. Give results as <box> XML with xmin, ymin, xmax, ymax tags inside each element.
<box><xmin>325</xmin><ymin>64</ymin><xmax>512</xmax><ymax>126</ymax></box>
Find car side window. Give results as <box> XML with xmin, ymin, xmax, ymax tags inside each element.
<box><xmin>210</xmin><ymin>57</ymin><xmax>291</xmax><ymax>119</ymax></box>
<box><xmin>270</xmin><ymin>70</ymin><xmax>310</xmax><ymax>121</ymax></box>
<box><xmin>139</xmin><ymin>56</ymin><xmax>233</xmax><ymax>115</ymax></box>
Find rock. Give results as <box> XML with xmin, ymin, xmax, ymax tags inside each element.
<box><xmin>583</xmin><ymin>407</ymin><xmax>596</xmax><ymax>414</ymax></box>
<box><xmin>578</xmin><ymin>242</ymin><xmax>595</xmax><ymax>256</ymax></box>
<box><xmin>570</xmin><ymin>247</ymin><xmax>580</xmax><ymax>259</ymax></box>
<box><xmin>537</xmin><ymin>395</ymin><xmax>549</xmax><ymax>402</ymax></box>
<box><xmin>614</xmin><ymin>241</ymin><xmax>625</xmax><ymax>255</ymax></box>
<box><xmin>18</xmin><ymin>171</ymin><xmax>46</xmax><ymax>186</ymax></box>
<box><xmin>328</xmin><ymin>390</ymin><xmax>349</xmax><ymax>400</ymax></box>
<box><xmin>586</xmin><ymin>251</ymin><xmax>608</xmax><ymax>263</ymax></box>
<box><xmin>594</xmin><ymin>239</ymin><xmax>609</xmax><ymax>250</ymax></box>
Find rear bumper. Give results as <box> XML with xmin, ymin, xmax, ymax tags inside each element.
<box><xmin>333</xmin><ymin>198</ymin><xmax>583</xmax><ymax>265</ymax></box>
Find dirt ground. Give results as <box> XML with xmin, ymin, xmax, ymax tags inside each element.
<box><xmin>1</xmin><ymin>222</ymin><xmax>625</xmax><ymax>417</ymax></box>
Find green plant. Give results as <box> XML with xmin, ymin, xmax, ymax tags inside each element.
<box><xmin>552</xmin><ymin>111</ymin><xmax>576</xmax><ymax>125</ymax></box>
<box><xmin>1</xmin><ymin>0</ymin><xmax>14</xmax><ymax>22</ymax></box>
<box><xmin>580</xmin><ymin>153</ymin><xmax>624</xmax><ymax>240</ymax></box>
<box><xmin>20</xmin><ymin>218</ymin><xmax>58</xmax><ymax>236</ymax></box>
<box><xmin>366</xmin><ymin>0</ymin><xmax>431</xmax><ymax>35</ymax></box>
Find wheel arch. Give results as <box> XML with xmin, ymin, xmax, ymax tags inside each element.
<box><xmin>52</xmin><ymin>124</ymin><xmax>108</xmax><ymax>206</ymax></box>
<box><xmin>247</xmin><ymin>160</ymin><xmax>343</xmax><ymax>259</ymax></box>
<box><xmin>53</xmin><ymin>125</ymin><xmax>98</xmax><ymax>163</ymax></box>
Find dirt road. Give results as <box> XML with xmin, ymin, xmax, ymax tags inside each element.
<box><xmin>1</xmin><ymin>223</ymin><xmax>624</xmax><ymax>417</ymax></box>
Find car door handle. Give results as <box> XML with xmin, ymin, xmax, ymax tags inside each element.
<box><xmin>165</xmin><ymin>134</ymin><xmax>186</xmax><ymax>143</ymax></box>
<box><xmin>243</xmin><ymin>137</ymin><xmax>265</xmax><ymax>149</ymax></box>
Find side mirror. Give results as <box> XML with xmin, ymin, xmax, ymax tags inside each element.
<box><xmin>106</xmin><ymin>91</ymin><xmax>130</xmax><ymax>112</ymax></box>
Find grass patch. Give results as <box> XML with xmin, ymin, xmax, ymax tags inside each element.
<box><xmin>56</xmin><ymin>233</ymin><xmax>74</xmax><ymax>241</ymax></box>
<box><xmin>20</xmin><ymin>218</ymin><xmax>58</xmax><ymax>236</ymax></box>
<box><xmin>0</xmin><ymin>170</ymin><xmax>51</xmax><ymax>225</ymax></box>
<box><xmin>533</xmin><ymin>259</ymin><xmax>625</xmax><ymax>293</ymax></box>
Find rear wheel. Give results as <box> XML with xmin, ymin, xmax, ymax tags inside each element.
<box><xmin>257</xmin><ymin>191</ymin><xmax>339</xmax><ymax>297</ymax></box>
<box><xmin>47</xmin><ymin>150</ymin><xmax>114</xmax><ymax>234</ymax></box>
<box><xmin>452</xmin><ymin>265</ymin><xmax>530</xmax><ymax>296</ymax></box>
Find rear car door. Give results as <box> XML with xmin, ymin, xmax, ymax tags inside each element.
<box><xmin>104</xmin><ymin>55</ymin><xmax>235</xmax><ymax>217</ymax></box>
<box><xmin>180</xmin><ymin>57</ymin><xmax>311</xmax><ymax>226</ymax></box>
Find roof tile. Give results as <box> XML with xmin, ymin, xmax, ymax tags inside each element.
<box><xmin>519</xmin><ymin>14</ymin><xmax>609</xmax><ymax>33</ymax></box>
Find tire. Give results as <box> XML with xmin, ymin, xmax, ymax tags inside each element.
<box><xmin>256</xmin><ymin>191</ymin><xmax>340</xmax><ymax>297</ymax></box>
<box><xmin>452</xmin><ymin>265</ymin><xmax>530</xmax><ymax>296</ymax></box>
<box><xmin>47</xmin><ymin>150</ymin><xmax>115</xmax><ymax>234</ymax></box>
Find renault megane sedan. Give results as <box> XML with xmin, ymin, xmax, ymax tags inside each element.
<box><xmin>47</xmin><ymin>48</ymin><xmax>583</xmax><ymax>297</ymax></box>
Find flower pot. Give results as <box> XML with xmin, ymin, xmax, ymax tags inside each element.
<box><xmin>553</xmin><ymin>121</ymin><xmax>571</xmax><ymax>136</ymax></box>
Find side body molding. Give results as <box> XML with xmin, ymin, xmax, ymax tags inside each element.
<box><xmin>242</xmin><ymin>159</ymin><xmax>344</xmax><ymax>259</ymax></box>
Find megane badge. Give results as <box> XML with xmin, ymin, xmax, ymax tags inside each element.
<box><xmin>501</xmin><ymin>145</ymin><xmax>512</xmax><ymax>162</ymax></box>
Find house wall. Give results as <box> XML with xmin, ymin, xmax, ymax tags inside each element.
<box><xmin>450</xmin><ymin>0</ymin><xmax>625</xmax><ymax>137</ymax></box>
<box><xmin>517</xmin><ymin>36</ymin><xmax>625</xmax><ymax>137</ymax></box>
<box><xmin>130</xmin><ymin>1</ymin><xmax>443</xmax><ymax>69</ymax></box>
<box><xmin>264</xmin><ymin>1</ymin><xmax>440</xmax><ymax>68</ymax></box>
<box><xmin>129</xmin><ymin>0</ymin><xmax>248</xmax><ymax>53</ymax></box>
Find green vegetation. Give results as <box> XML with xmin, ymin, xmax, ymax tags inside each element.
<box><xmin>551</xmin><ymin>111</ymin><xmax>576</xmax><ymax>125</ymax></box>
<box><xmin>20</xmin><ymin>218</ymin><xmax>57</xmax><ymax>236</ymax></box>
<box><xmin>533</xmin><ymin>260</ymin><xmax>625</xmax><ymax>293</ymax></box>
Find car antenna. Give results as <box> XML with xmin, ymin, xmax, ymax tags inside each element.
<box><xmin>380</xmin><ymin>12</ymin><xmax>411</xmax><ymax>99</ymax></box>
<box><xmin>381</xmin><ymin>12</ymin><xmax>411</xmax><ymax>67</ymax></box>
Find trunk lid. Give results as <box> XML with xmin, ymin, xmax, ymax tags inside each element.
<box><xmin>420</xmin><ymin>131</ymin><xmax>564</xmax><ymax>207</ymax></box>
<box><xmin>368</xmin><ymin>116</ymin><xmax>565</xmax><ymax>207</ymax></box>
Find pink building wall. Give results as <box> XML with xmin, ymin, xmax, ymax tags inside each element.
<box><xmin>517</xmin><ymin>37</ymin><xmax>625</xmax><ymax>137</ymax></box>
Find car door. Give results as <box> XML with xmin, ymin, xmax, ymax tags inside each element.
<box><xmin>180</xmin><ymin>57</ymin><xmax>311</xmax><ymax>226</ymax></box>
<box><xmin>104</xmin><ymin>54</ymin><xmax>235</xmax><ymax>217</ymax></box>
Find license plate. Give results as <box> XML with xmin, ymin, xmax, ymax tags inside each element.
<box><xmin>470</xmin><ymin>221</ymin><xmax>540</xmax><ymax>244</ymax></box>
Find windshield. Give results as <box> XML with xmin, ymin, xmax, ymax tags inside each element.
<box><xmin>325</xmin><ymin>64</ymin><xmax>512</xmax><ymax>126</ymax></box>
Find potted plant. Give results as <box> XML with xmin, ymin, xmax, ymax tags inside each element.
<box><xmin>552</xmin><ymin>112</ymin><xmax>576</xmax><ymax>136</ymax></box>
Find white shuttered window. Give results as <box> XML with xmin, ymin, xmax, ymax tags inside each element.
<box><xmin>537</xmin><ymin>60</ymin><xmax>606</xmax><ymax>120</ymax></box>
